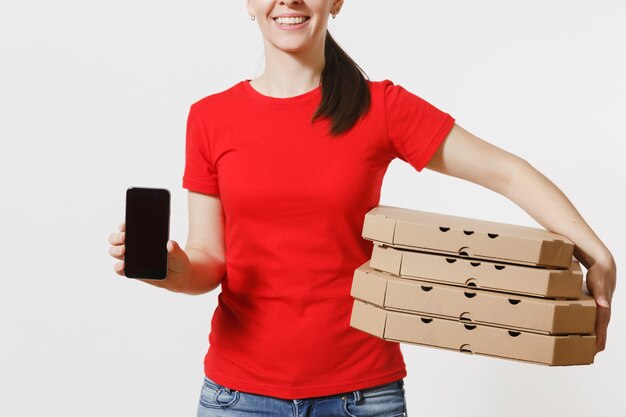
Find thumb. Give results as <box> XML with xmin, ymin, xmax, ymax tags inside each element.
<box><xmin>596</xmin><ymin>295</ymin><xmax>610</xmax><ymax>309</ymax></box>
<box><xmin>167</xmin><ymin>240</ymin><xmax>189</xmax><ymax>273</ymax></box>
<box><xmin>167</xmin><ymin>240</ymin><xmax>183</xmax><ymax>256</ymax></box>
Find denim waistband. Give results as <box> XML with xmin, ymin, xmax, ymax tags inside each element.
<box><xmin>213</xmin><ymin>376</ymin><xmax>403</xmax><ymax>404</ymax></box>
<box><xmin>339</xmin><ymin>379</ymin><xmax>404</xmax><ymax>405</ymax></box>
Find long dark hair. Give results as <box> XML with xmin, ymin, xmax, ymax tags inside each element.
<box><xmin>311</xmin><ymin>30</ymin><xmax>371</xmax><ymax>137</ymax></box>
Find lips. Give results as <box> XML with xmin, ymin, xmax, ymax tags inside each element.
<box><xmin>272</xmin><ymin>13</ymin><xmax>310</xmax><ymax>18</ymax></box>
<box><xmin>273</xmin><ymin>16</ymin><xmax>311</xmax><ymax>28</ymax></box>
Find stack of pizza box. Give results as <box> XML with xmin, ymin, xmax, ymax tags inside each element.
<box><xmin>350</xmin><ymin>205</ymin><xmax>597</xmax><ymax>366</ymax></box>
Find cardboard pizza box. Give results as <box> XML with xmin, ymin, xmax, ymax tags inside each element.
<box><xmin>362</xmin><ymin>205</ymin><xmax>575</xmax><ymax>268</ymax></box>
<box><xmin>370</xmin><ymin>243</ymin><xmax>583</xmax><ymax>299</ymax></box>
<box><xmin>350</xmin><ymin>299</ymin><xmax>596</xmax><ymax>366</ymax></box>
<box><xmin>351</xmin><ymin>261</ymin><xmax>596</xmax><ymax>335</ymax></box>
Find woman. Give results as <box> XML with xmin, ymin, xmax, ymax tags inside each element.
<box><xmin>108</xmin><ymin>1</ymin><xmax>616</xmax><ymax>416</ymax></box>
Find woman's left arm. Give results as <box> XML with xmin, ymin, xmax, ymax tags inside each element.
<box><xmin>426</xmin><ymin>123</ymin><xmax>617</xmax><ymax>353</ymax></box>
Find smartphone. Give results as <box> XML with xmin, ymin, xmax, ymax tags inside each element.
<box><xmin>124</xmin><ymin>187</ymin><xmax>170</xmax><ymax>280</ymax></box>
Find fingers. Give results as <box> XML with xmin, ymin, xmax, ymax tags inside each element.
<box><xmin>111</xmin><ymin>221</ymin><xmax>164</xmax><ymax>290</ymax></box>
<box><xmin>114</xmin><ymin>260</ymin><xmax>125</xmax><ymax>276</ymax></box>
<box><xmin>587</xmin><ymin>279</ymin><xmax>611</xmax><ymax>353</ymax></box>
<box><xmin>109</xmin><ymin>222</ymin><xmax>126</xmax><ymax>262</ymax></box>
<box><xmin>110</xmin><ymin>221</ymin><xmax>170</xmax><ymax>290</ymax></box>
<box><xmin>108</xmin><ymin>231</ymin><xmax>125</xmax><ymax>245</ymax></box>
<box><xmin>594</xmin><ymin>304</ymin><xmax>611</xmax><ymax>353</ymax></box>
<box><xmin>108</xmin><ymin>222</ymin><xmax>126</xmax><ymax>244</ymax></box>
<box><xmin>109</xmin><ymin>243</ymin><xmax>125</xmax><ymax>260</ymax></box>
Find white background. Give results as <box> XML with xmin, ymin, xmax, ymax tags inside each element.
<box><xmin>1</xmin><ymin>1</ymin><xmax>624</xmax><ymax>416</ymax></box>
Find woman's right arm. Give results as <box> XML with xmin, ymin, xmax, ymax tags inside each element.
<box><xmin>109</xmin><ymin>190</ymin><xmax>226</xmax><ymax>295</ymax></box>
<box><xmin>181</xmin><ymin>191</ymin><xmax>226</xmax><ymax>295</ymax></box>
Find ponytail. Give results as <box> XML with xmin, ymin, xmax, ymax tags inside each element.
<box><xmin>311</xmin><ymin>30</ymin><xmax>371</xmax><ymax>137</ymax></box>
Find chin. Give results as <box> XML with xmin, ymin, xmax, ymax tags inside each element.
<box><xmin>272</xmin><ymin>41</ymin><xmax>309</xmax><ymax>53</ymax></box>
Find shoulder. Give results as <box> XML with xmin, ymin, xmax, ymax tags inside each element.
<box><xmin>189</xmin><ymin>80</ymin><xmax>245</xmax><ymax>114</ymax></box>
<box><xmin>365</xmin><ymin>79</ymin><xmax>407</xmax><ymax>102</ymax></box>
<box><xmin>365</xmin><ymin>78</ymin><xmax>389</xmax><ymax>94</ymax></box>
<box><xmin>367</xmin><ymin>79</ymin><xmax>394</xmax><ymax>86</ymax></box>
<box><xmin>370</xmin><ymin>78</ymin><xmax>435</xmax><ymax>109</ymax></box>
<box><xmin>366</xmin><ymin>78</ymin><xmax>397</xmax><ymax>91</ymax></box>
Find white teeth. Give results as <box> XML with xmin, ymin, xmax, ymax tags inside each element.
<box><xmin>274</xmin><ymin>16</ymin><xmax>309</xmax><ymax>25</ymax></box>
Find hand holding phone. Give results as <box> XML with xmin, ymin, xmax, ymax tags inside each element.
<box><xmin>109</xmin><ymin>222</ymin><xmax>191</xmax><ymax>292</ymax></box>
<box><xmin>109</xmin><ymin>186</ymin><xmax>192</xmax><ymax>291</ymax></box>
<box><xmin>124</xmin><ymin>187</ymin><xmax>171</xmax><ymax>280</ymax></box>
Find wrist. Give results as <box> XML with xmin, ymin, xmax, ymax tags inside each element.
<box><xmin>589</xmin><ymin>248</ymin><xmax>615</xmax><ymax>270</ymax></box>
<box><xmin>177</xmin><ymin>249</ymin><xmax>224</xmax><ymax>295</ymax></box>
<box><xmin>163</xmin><ymin>270</ymin><xmax>192</xmax><ymax>294</ymax></box>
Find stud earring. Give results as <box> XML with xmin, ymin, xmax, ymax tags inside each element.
<box><xmin>250</xmin><ymin>14</ymin><xmax>256</xmax><ymax>21</ymax></box>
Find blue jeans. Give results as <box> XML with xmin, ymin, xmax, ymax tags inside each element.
<box><xmin>196</xmin><ymin>375</ymin><xmax>408</xmax><ymax>417</ymax></box>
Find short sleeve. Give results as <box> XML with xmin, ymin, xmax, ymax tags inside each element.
<box><xmin>383</xmin><ymin>79</ymin><xmax>455</xmax><ymax>172</ymax></box>
<box><xmin>182</xmin><ymin>104</ymin><xmax>220</xmax><ymax>195</ymax></box>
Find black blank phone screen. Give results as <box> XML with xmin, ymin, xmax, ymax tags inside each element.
<box><xmin>124</xmin><ymin>187</ymin><xmax>170</xmax><ymax>280</ymax></box>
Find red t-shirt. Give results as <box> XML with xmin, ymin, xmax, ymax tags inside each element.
<box><xmin>182</xmin><ymin>78</ymin><xmax>455</xmax><ymax>399</ymax></box>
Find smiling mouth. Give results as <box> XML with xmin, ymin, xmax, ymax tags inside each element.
<box><xmin>272</xmin><ymin>16</ymin><xmax>311</xmax><ymax>25</ymax></box>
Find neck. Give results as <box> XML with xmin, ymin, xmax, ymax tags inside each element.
<box><xmin>253</xmin><ymin>35</ymin><xmax>326</xmax><ymax>98</ymax></box>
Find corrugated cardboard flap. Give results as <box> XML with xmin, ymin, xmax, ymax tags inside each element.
<box><xmin>350</xmin><ymin>299</ymin><xmax>596</xmax><ymax>366</ymax></box>
<box><xmin>352</xmin><ymin>260</ymin><xmax>595</xmax><ymax>335</ymax></box>
<box><xmin>369</xmin><ymin>243</ymin><xmax>583</xmax><ymax>299</ymax></box>
<box><xmin>363</xmin><ymin>205</ymin><xmax>575</xmax><ymax>268</ymax></box>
